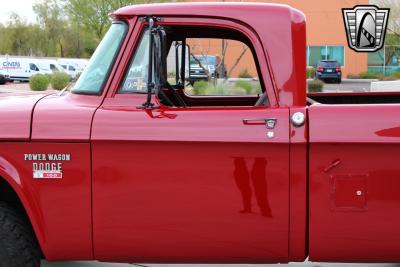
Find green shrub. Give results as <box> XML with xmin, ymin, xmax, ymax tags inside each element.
<box><xmin>307</xmin><ymin>79</ymin><xmax>324</xmax><ymax>92</ymax></box>
<box><xmin>229</xmin><ymin>87</ymin><xmax>247</xmax><ymax>95</ymax></box>
<box><xmin>29</xmin><ymin>74</ymin><xmax>50</xmax><ymax>91</ymax></box>
<box><xmin>254</xmin><ymin>83</ymin><xmax>262</xmax><ymax>94</ymax></box>
<box><xmin>359</xmin><ymin>71</ymin><xmax>379</xmax><ymax>79</ymax></box>
<box><xmin>205</xmin><ymin>85</ymin><xmax>227</xmax><ymax>95</ymax></box>
<box><xmin>306</xmin><ymin>67</ymin><xmax>315</xmax><ymax>79</ymax></box>
<box><xmin>238</xmin><ymin>68</ymin><xmax>252</xmax><ymax>78</ymax></box>
<box><xmin>392</xmin><ymin>72</ymin><xmax>400</xmax><ymax>79</ymax></box>
<box><xmin>347</xmin><ymin>73</ymin><xmax>360</xmax><ymax>79</ymax></box>
<box><xmin>378</xmin><ymin>74</ymin><xmax>397</xmax><ymax>81</ymax></box>
<box><xmin>51</xmin><ymin>71</ymin><xmax>70</xmax><ymax>90</ymax></box>
<box><xmin>235</xmin><ymin>80</ymin><xmax>253</xmax><ymax>94</ymax></box>
<box><xmin>192</xmin><ymin>80</ymin><xmax>209</xmax><ymax>95</ymax></box>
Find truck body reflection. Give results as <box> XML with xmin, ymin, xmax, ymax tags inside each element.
<box><xmin>233</xmin><ymin>157</ymin><xmax>272</xmax><ymax>217</ymax></box>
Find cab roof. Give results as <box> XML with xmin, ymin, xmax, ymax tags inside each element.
<box><xmin>114</xmin><ymin>2</ymin><xmax>294</xmax><ymax>19</ymax></box>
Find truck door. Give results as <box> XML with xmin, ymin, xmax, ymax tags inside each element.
<box><xmin>309</xmin><ymin>104</ymin><xmax>400</xmax><ymax>262</ymax></box>
<box><xmin>91</xmin><ymin>17</ymin><xmax>291</xmax><ymax>263</ymax></box>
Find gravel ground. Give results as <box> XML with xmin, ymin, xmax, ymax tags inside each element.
<box><xmin>0</xmin><ymin>81</ymin><xmax>31</xmax><ymax>91</ymax></box>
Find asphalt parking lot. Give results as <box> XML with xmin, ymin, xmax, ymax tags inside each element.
<box><xmin>320</xmin><ymin>79</ymin><xmax>372</xmax><ymax>92</ymax></box>
<box><xmin>42</xmin><ymin>261</ymin><xmax>400</xmax><ymax>267</ymax></box>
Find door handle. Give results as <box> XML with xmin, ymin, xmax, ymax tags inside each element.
<box><xmin>242</xmin><ymin>118</ymin><xmax>277</xmax><ymax>128</ymax></box>
<box><xmin>242</xmin><ymin>118</ymin><xmax>266</xmax><ymax>125</ymax></box>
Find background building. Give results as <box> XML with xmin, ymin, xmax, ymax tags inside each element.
<box><xmin>192</xmin><ymin>0</ymin><xmax>369</xmax><ymax>78</ymax></box>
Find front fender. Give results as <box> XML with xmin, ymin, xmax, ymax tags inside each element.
<box><xmin>0</xmin><ymin>142</ymin><xmax>93</xmax><ymax>260</ymax></box>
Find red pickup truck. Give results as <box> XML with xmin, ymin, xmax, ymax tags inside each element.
<box><xmin>1</xmin><ymin>3</ymin><xmax>400</xmax><ymax>267</ymax></box>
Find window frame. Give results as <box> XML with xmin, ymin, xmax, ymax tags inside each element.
<box><xmin>112</xmin><ymin>16</ymin><xmax>276</xmax><ymax>107</ymax></box>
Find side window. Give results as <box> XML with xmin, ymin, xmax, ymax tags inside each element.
<box><xmin>69</xmin><ymin>65</ymin><xmax>76</xmax><ymax>71</ymax></box>
<box><xmin>117</xmin><ymin>24</ymin><xmax>266</xmax><ymax>107</ymax></box>
<box><xmin>50</xmin><ymin>64</ymin><xmax>56</xmax><ymax>71</ymax></box>
<box><xmin>168</xmin><ymin>38</ymin><xmax>262</xmax><ymax>96</ymax></box>
<box><xmin>119</xmin><ymin>30</ymin><xmax>150</xmax><ymax>93</ymax></box>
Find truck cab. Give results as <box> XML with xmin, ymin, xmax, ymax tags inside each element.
<box><xmin>0</xmin><ymin>3</ymin><xmax>399</xmax><ymax>267</ymax></box>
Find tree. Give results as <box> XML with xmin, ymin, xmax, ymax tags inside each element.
<box><xmin>373</xmin><ymin>0</ymin><xmax>400</xmax><ymax>37</ymax></box>
<box><xmin>65</xmin><ymin>0</ymin><xmax>131</xmax><ymax>41</ymax></box>
<box><xmin>65</xmin><ymin>0</ymin><xmax>172</xmax><ymax>41</ymax></box>
<box><xmin>190</xmin><ymin>39</ymin><xmax>249</xmax><ymax>80</ymax></box>
<box><xmin>7</xmin><ymin>13</ymin><xmax>36</xmax><ymax>55</ymax></box>
<box><xmin>33</xmin><ymin>0</ymin><xmax>66</xmax><ymax>57</ymax></box>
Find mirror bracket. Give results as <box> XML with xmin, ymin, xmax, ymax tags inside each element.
<box><xmin>139</xmin><ymin>15</ymin><xmax>161</xmax><ymax>110</ymax></box>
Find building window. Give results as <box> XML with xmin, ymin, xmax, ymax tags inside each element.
<box><xmin>307</xmin><ymin>46</ymin><xmax>344</xmax><ymax>67</ymax></box>
<box><xmin>368</xmin><ymin>46</ymin><xmax>400</xmax><ymax>75</ymax></box>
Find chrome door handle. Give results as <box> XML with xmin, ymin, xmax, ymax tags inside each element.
<box><xmin>242</xmin><ymin>118</ymin><xmax>266</xmax><ymax>125</ymax></box>
<box><xmin>242</xmin><ymin>118</ymin><xmax>277</xmax><ymax>128</ymax></box>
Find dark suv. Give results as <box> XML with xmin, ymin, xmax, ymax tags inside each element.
<box><xmin>316</xmin><ymin>60</ymin><xmax>342</xmax><ymax>83</ymax></box>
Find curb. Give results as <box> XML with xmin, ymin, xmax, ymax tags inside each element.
<box><xmin>342</xmin><ymin>78</ymin><xmax>378</xmax><ymax>82</ymax></box>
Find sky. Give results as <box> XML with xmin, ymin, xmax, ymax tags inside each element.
<box><xmin>0</xmin><ymin>0</ymin><xmax>37</xmax><ymax>24</ymax></box>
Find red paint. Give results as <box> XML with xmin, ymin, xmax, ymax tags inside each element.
<box><xmin>0</xmin><ymin>92</ymin><xmax>50</xmax><ymax>140</ymax></box>
<box><xmin>31</xmin><ymin>93</ymin><xmax>103</xmax><ymax>142</ymax></box>
<box><xmin>309</xmin><ymin>104</ymin><xmax>400</xmax><ymax>262</ymax></box>
<box><xmin>288</xmin><ymin>107</ymin><xmax>308</xmax><ymax>262</ymax></box>
<box><xmin>92</xmin><ymin>103</ymin><xmax>290</xmax><ymax>262</ymax></box>
<box><xmin>0</xmin><ymin>143</ymin><xmax>92</xmax><ymax>260</ymax></box>
<box><xmin>0</xmin><ymin>2</ymin><xmax>399</xmax><ymax>264</ymax></box>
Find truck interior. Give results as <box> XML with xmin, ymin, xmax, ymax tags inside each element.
<box><xmin>118</xmin><ymin>19</ymin><xmax>268</xmax><ymax>108</ymax></box>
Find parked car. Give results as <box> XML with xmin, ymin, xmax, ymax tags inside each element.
<box><xmin>59</xmin><ymin>63</ymin><xmax>79</xmax><ymax>79</ymax></box>
<box><xmin>0</xmin><ymin>57</ymin><xmax>52</xmax><ymax>81</ymax></box>
<box><xmin>188</xmin><ymin>54</ymin><xmax>226</xmax><ymax>84</ymax></box>
<box><xmin>316</xmin><ymin>60</ymin><xmax>342</xmax><ymax>83</ymax></box>
<box><xmin>1</xmin><ymin>3</ymin><xmax>400</xmax><ymax>267</ymax></box>
<box><xmin>37</xmin><ymin>60</ymin><xmax>67</xmax><ymax>73</ymax></box>
<box><xmin>57</xmin><ymin>58</ymin><xmax>89</xmax><ymax>72</ymax></box>
<box><xmin>0</xmin><ymin>69</ymin><xmax>8</xmax><ymax>85</ymax></box>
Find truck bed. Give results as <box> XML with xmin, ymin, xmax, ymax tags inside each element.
<box><xmin>307</xmin><ymin>92</ymin><xmax>400</xmax><ymax>104</ymax></box>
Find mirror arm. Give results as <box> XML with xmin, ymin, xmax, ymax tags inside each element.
<box><xmin>180</xmin><ymin>39</ymin><xmax>186</xmax><ymax>86</ymax></box>
<box><xmin>175</xmin><ymin>41</ymin><xmax>180</xmax><ymax>85</ymax></box>
<box><xmin>140</xmin><ymin>16</ymin><xmax>158</xmax><ymax>109</ymax></box>
<box><xmin>186</xmin><ymin>44</ymin><xmax>191</xmax><ymax>86</ymax></box>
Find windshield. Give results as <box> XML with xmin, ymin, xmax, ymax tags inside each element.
<box><xmin>72</xmin><ymin>22</ymin><xmax>127</xmax><ymax>94</ymax></box>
